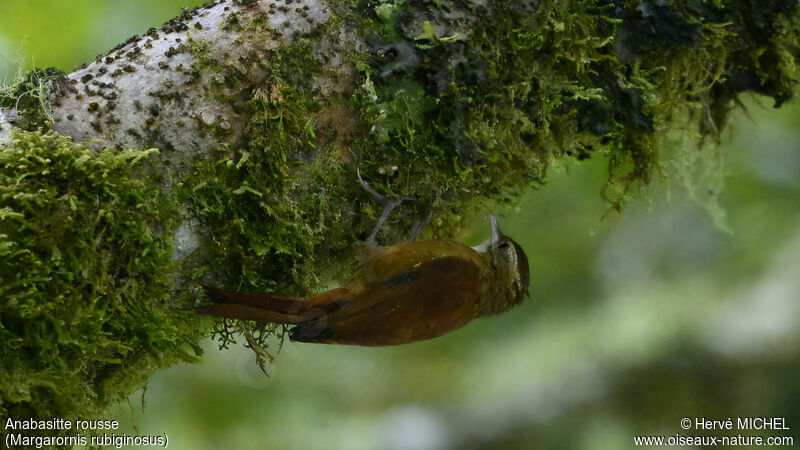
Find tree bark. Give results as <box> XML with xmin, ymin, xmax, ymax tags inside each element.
<box><xmin>47</xmin><ymin>0</ymin><xmax>346</xmax><ymax>169</ymax></box>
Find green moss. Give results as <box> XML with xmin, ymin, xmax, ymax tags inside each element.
<box><xmin>347</xmin><ymin>0</ymin><xmax>798</xmax><ymax>207</ymax></box>
<box><xmin>184</xmin><ymin>38</ymin><xmax>222</xmax><ymax>81</ymax></box>
<box><xmin>183</xmin><ymin>0</ymin><xmax>798</xmax><ymax>347</ymax></box>
<box><xmin>222</xmin><ymin>12</ymin><xmax>242</xmax><ymax>32</ymax></box>
<box><xmin>0</xmin><ymin>67</ymin><xmax>63</xmax><ymax>131</ymax></box>
<box><xmin>179</xmin><ymin>47</ymin><xmax>359</xmax><ymax>347</ymax></box>
<box><xmin>0</xmin><ymin>131</ymin><xmax>202</xmax><ymax>428</ymax></box>
<box><xmin>0</xmin><ymin>0</ymin><xmax>796</xmax><ymax>412</ymax></box>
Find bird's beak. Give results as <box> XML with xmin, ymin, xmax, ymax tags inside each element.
<box><xmin>490</xmin><ymin>213</ymin><xmax>503</xmax><ymax>244</ymax></box>
<box><xmin>473</xmin><ymin>214</ymin><xmax>504</xmax><ymax>252</ymax></box>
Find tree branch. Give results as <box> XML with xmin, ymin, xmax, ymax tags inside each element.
<box><xmin>1</xmin><ymin>0</ymin><xmax>798</xmax><ymax>425</ymax></box>
<box><xmin>48</xmin><ymin>0</ymin><xmax>342</xmax><ymax>168</ymax></box>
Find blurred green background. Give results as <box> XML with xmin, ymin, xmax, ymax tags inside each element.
<box><xmin>2</xmin><ymin>2</ymin><xmax>799</xmax><ymax>449</ymax></box>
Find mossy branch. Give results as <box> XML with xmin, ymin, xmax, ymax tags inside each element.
<box><xmin>1</xmin><ymin>0</ymin><xmax>798</xmax><ymax>429</ymax></box>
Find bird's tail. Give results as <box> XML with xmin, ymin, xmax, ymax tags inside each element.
<box><xmin>197</xmin><ymin>284</ymin><xmax>346</xmax><ymax>324</ymax></box>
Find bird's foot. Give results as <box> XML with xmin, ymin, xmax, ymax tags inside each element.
<box><xmin>357</xmin><ymin>168</ymin><xmax>414</xmax><ymax>244</ymax></box>
<box><xmin>408</xmin><ymin>210</ymin><xmax>433</xmax><ymax>241</ymax></box>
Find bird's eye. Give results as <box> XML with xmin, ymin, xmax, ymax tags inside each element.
<box><xmin>497</xmin><ymin>241</ymin><xmax>510</xmax><ymax>250</ymax></box>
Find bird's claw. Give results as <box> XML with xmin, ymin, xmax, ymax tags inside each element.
<box><xmin>408</xmin><ymin>210</ymin><xmax>433</xmax><ymax>242</ymax></box>
<box><xmin>357</xmin><ymin>168</ymin><xmax>415</xmax><ymax>244</ymax></box>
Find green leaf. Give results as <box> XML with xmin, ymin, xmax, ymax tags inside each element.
<box><xmin>414</xmin><ymin>21</ymin><xmax>439</xmax><ymax>43</ymax></box>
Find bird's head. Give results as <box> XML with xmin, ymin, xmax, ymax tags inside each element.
<box><xmin>473</xmin><ymin>214</ymin><xmax>531</xmax><ymax>314</ymax></box>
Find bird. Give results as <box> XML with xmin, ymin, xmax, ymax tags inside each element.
<box><xmin>197</xmin><ymin>174</ymin><xmax>531</xmax><ymax>346</ymax></box>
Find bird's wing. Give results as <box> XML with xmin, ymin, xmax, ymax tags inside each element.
<box><xmin>291</xmin><ymin>256</ymin><xmax>482</xmax><ymax>346</ymax></box>
<box><xmin>353</xmin><ymin>240</ymin><xmax>478</xmax><ymax>287</ymax></box>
